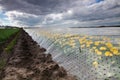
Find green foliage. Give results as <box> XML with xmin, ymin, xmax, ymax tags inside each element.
<box><xmin>0</xmin><ymin>28</ymin><xmax>19</xmax><ymax>43</ymax></box>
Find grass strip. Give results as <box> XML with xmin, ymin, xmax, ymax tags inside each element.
<box><xmin>4</xmin><ymin>29</ymin><xmax>20</xmax><ymax>53</ymax></box>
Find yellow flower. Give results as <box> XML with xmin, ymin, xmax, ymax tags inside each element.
<box><xmin>64</xmin><ymin>34</ymin><xmax>72</xmax><ymax>37</ymax></box>
<box><xmin>79</xmin><ymin>38</ymin><xmax>87</xmax><ymax>43</ymax></box>
<box><xmin>105</xmin><ymin>51</ymin><xmax>113</xmax><ymax>57</ymax></box>
<box><xmin>93</xmin><ymin>61</ymin><xmax>98</xmax><ymax>68</ymax></box>
<box><xmin>109</xmin><ymin>53</ymin><xmax>113</xmax><ymax>56</ymax></box>
<box><xmin>110</xmin><ymin>47</ymin><xmax>119</xmax><ymax>55</ymax></box>
<box><xmin>105</xmin><ymin>42</ymin><xmax>113</xmax><ymax>48</ymax></box>
<box><xmin>95</xmin><ymin>49</ymin><xmax>102</xmax><ymax>55</ymax></box>
<box><xmin>86</xmin><ymin>44</ymin><xmax>90</xmax><ymax>48</ymax></box>
<box><xmin>96</xmin><ymin>51</ymin><xmax>102</xmax><ymax>55</ymax></box>
<box><xmin>86</xmin><ymin>41</ymin><xmax>93</xmax><ymax>45</ymax></box>
<box><xmin>94</xmin><ymin>41</ymin><xmax>100</xmax><ymax>46</ymax></box>
<box><xmin>100</xmin><ymin>47</ymin><xmax>107</xmax><ymax>50</ymax></box>
<box><xmin>92</xmin><ymin>46</ymin><xmax>96</xmax><ymax>49</ymax></box>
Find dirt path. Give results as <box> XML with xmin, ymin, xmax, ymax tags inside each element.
<box><xmin>0</xmin><ymin>29</ymin><xmax>76</xmax><ymax>80</ymax></box>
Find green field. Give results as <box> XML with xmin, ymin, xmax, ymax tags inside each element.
<box><xmin>0</xmin><ymin>28</ymin><xmax>20</xmax><ymax>69</ymax></box>
<box><xmin>0</xmin><ymin>28</ymin><xmax>20</xmax><ymax>43</ymax></box>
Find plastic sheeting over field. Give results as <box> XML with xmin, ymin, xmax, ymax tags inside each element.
<box><xmin>25</xmin><ymin>27</ymin><xmax>120</xmax><ymax>80</ymax></box>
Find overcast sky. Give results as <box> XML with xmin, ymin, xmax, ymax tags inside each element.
<box><xmin>0</xmin><ymin>0</ymin><xmax>120</xmax><ymax>27</ymax></box>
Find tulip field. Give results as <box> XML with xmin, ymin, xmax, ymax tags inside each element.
<box><xmin>25</xmin><ymin>27</ymin><xmax>120</xmax><ymax>80</ymax></box>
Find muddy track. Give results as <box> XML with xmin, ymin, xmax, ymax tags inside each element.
<box><xmin>0</xmin><ymin>29</ymin><xmax>76</xmax><ymax>80</ymax></box>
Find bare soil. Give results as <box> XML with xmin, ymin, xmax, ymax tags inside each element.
<box><xmin>0</xmin><ymin>29</ymin><xmax>76</xmax><ymax>80</ymax></box>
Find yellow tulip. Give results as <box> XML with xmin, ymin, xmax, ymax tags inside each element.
<box><xmin>86</xmin><ymin>41</ymin><xmax>93</xmax><ymax>45</ymax></box>
<box><xmin>109</xmin><ymin>53</ymin><xmax>113</xmax><ymax>56</ymax></box>
<box><xmin>95</xmin><ymin>49</ymin><xmax>99</xmax><ymax>52</ymax></box>
<box><xmin>92</xmin><ymin>47</ymin><xmax>96</xmax><ymax>49</ymax></box>
<box><xmin>93</xmin><ymin>61</ymin><xmax>98</xmax><ymax>68</ymax></box>
<box><xmin>105</xmin><ymin>42</ymin><xmax>113</xmax><ymax>48</ymax></box>
<box><xmin>95</xmin><ymin>49</ymin><xmax>102</xmax><ymax>55</ymax></box>
<box><xmin>100</xmin><ymin>47</ymin><xmax>107</xmax><ymax>50</ymax></box>
<box><xmin>96</xmin><ymin>51</ymin><xmax>102</xmax><ymax>55</ymax></box>
<box><xmin>110</xmin><ymin>47</ymin><xmax>119</xmax><ymax>55</ymax></box>
<box><xmin>86</xmin><ymin>44</ymin><xmax>90</xmax><ymax>48</ymax></box>
<box><xmin>94</xmin><ymin>41</ymin><xmax>100</xmax><ymax>46</ymax></box>
<box><xmin>105</xmin><ymin>51</ymin><xmax>113</xmax><ymax>57</ymax></box>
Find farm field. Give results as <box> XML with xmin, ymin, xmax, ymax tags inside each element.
<box><xmin>0</xmin><ymin>28</ymin><xmax>20</xmax><ymax>43</ymax></box>
<box><xmin>0</xmin><ymin>0</ymin><xmax>119</xmax><ymax>80</ymax></box>
<box><xmin>0</xmin><ymin>28</ymin><xmax>76</xmax><ymax>80</ymax></box>
<box><xmin>0</xmin><ymin>27</ymin><xmax>120</xmax><ymax>80</ymax></box>
<box><xmin>0</xmin><ymin>28</ymin><xmax>20</xmax><ymax>52</ymax></box>
<box><xmin>0</xmin><ymin>28</ymin><xmax>20</xmax><ymax>71</ymax></box>
<box><xmin>25</xmin><ymin>27</ymin><xmax>120</xmax><ymax>80</ymax></box>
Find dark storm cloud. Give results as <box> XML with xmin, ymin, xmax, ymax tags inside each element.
<box><xmin>0</xmin><ymin>0</ymin><xmax>72</xmax><ymax>15</ymax></box>
<box><xmin>0</xmin><ymin>0</ymin><xmax>120</xmax><ymax>27</ymax></box>
<box><xmin>1</xmin><ymin>0</ymin><xmax>119</xmax><ymax>19</ymax></box>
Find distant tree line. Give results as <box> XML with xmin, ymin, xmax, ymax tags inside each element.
<box><xmin>0</xmin><ymin>25</ymin><xmax>18</xmax><ymax>29</ymax></box>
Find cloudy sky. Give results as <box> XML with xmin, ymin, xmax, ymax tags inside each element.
<box><xmin>0</xmin><ymin>0</ymin><xmax>120</xmax><ymax>27</ymax></box>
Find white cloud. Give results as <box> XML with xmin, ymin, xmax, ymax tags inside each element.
<box><xmin>0</xmin><ymin>20</ymin><xmax>3</xmax><ymax>25</ymax></box>
<box><xmin>5</xmin><ymin>11</ymin><xmax>38</xmax><ymax>19</ymax></box>
<box><xmin>43</xmin><ymin>13</ymin><xmax>63</xmax><ymax>24</ymax></box>
<box><xmin>4</xmin><ymin>11</ymin><xmax>42</xmax><ymax>27</ymax></box>
<box><xmin>42</xmin><ymin>9</ymin><xmax>74</xmax><ymax>24</ymax></box>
